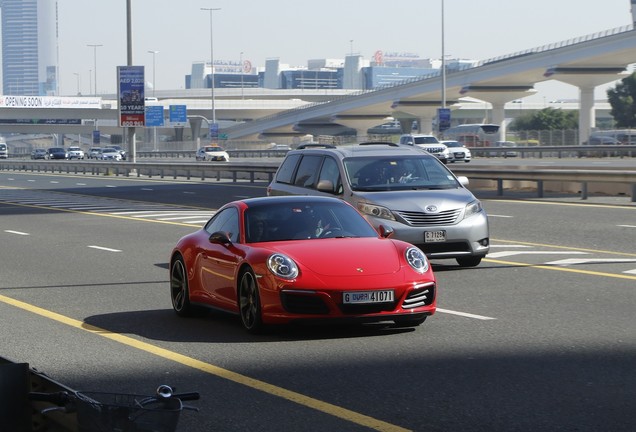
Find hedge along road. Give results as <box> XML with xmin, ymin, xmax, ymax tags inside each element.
<box><xmin>1</xmin><ymin>171</ymin><xmax>635</xmax><ymax>431</ymax></box>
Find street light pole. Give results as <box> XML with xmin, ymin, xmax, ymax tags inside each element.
<box><xmin>126</xmin><ymin>0</ymin><xmax>137</xmax><ymax>164</ymax></box>
<box><xmin>87</xmin><ymin>44</ymin><xmax>103</xmax><ymax>96</ymax></box>
<box><xmin>148</xmin><ymin>50</ymin><xmax>159</xmax><ymax>151</ymax></box>
<box><xmin>201</xmin><ymin>7</ymin><xmax>221</xmax><ymax>126</ymax></box>
<box><xmin>147</xmin><ymin>50</ymin><xmax>159</xmax><ymax>97</ymax></box>
<box><xmin>441</xmin><ymin>0</ymin><xmax>446</xmax><ymax>110</ymax></box>
<box><xmin>240</xmin><ymin>51</ymin><xmax>244</xmax><ymax>99</ymax></box>
<box><xmin>73</xmin><ymin>72</ymin><xmax>81</xmax><ymax>95</ymax></box>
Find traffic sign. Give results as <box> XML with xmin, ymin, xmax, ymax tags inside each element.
<box><xmin>145</xmin><ymin>106</ymin><xmax>164</xmax><ymax>127</ymax></box>
<box><xmin>169</xmin><ymin>105</ymin><xmax>187</xmax><ymax>127</ymax></box>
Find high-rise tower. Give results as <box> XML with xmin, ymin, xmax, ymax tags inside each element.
<box><xmin>0</xmin><ymin>0</ymin><xmax>58</xmax><ymax>96</ymax></box>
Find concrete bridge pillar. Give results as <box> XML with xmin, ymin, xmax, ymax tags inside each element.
<box><xmin>491</xmin><ymin>102</ymin><xmax>507</xmax><ymax>142</ymax></box>
<box><xmin>579</xmin><ymin>85</ymin><xmax>595</xmax><ymax>145</ymax></box>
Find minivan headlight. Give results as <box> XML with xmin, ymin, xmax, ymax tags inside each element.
<box><xmin>357</xmin><ymin>203</ymin><xmax>396</xmax><ymax>221</ymax></box>
<box><xmin>406</xmin><ymin>247</ymin><xmax>429</xmax><ymax>273</ymax></box>
<box><xmin>464</xmin><ymin>199</ymin><xmax>483</xmax><ymax>218</ymax></box>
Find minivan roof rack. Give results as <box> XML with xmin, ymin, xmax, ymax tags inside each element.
<box><xmin>358</xmin><ymin>141</ymin><xmax>399</xmax><ymax>147</ymax></box>
<box><xmin>296</xmin><ymin>143</ymin><xmax>337</xmax><ymax>149</ymax></box>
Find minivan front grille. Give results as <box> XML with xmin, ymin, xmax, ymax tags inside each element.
<box><xmin>397</xmin><ymin>208</ymin><xmax>461</xmax><ymax>226</ymax></box>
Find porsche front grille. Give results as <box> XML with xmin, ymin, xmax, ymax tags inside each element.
<box><xmin>402</xmin><ymin>284</ymin><xmax>435</xmax><ymax>309</ymax></box>
<box><xmin>281</xmin><ymin>292</ymin><xmax>329</xmax><ymax>314</ymax></box>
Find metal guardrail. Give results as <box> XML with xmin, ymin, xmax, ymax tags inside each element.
<box><xmin>110</xmin><ymin>145</ymin><xmax>636</xmax><ymax>160</ymax></box>
<box><xmin>0</xmin><ymin>160</ymin><xmax>280</xmax><ymax>183</ymax></box>
<box><xmin>469</xmin><ymin>145</ymin><xmax>636</xmax><ymax>159</ymax></box>
<box><xmin>1</xmin><ymin>160</ymin><xmax>635</xmax><ymax>201</ymax></box>
<box><xmin>450</xmin><ymin>166</ymin><xmax>636</xmax><ymax>202</ymax></box>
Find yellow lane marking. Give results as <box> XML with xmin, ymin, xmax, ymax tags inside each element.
<box><xmin>483</xmin><ymin>257</ymin><xmax>636</xmax><ymax>280</ymax></box>
<box><xmin>0</xmin><ymin>293</ymin><xmax>410</xmax><ymax>432</ymax></box>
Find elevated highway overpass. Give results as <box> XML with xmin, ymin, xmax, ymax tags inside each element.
<box><xmin>222</xmin><ymin>25</ymin><xmax>636</xmax><ymax>144</ymax></box>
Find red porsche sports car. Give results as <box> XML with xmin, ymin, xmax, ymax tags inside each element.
<box><xmin>170</xmin><ymin>196</ymin><xmax>436</xmax><ymax>333</ymax></box>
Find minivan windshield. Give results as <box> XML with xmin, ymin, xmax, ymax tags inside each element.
<box><xmin>344</xmin><ymin>156</ymin><xmax>460</xmax><ymax>191</ymax></box>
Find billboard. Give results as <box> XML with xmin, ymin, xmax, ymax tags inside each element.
<box><xmin>117</xmin><ymin>66</ymin><xmax>145</xmax><ymax>127</ymax></box>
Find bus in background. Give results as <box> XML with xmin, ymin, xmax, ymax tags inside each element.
<box><xmin>441</xmin><ymin>123</ymin><xmax>500</xmax><ymax>147</ymax></box>
<box><xmin>0</xmin><ymin>139</ymin><xmax>7</xmax><ymax>159</ymax></box>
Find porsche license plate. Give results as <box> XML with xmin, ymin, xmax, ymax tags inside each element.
<box><xmin>425</xmin><ymin>230</ymin><xmax>446</xmax><ymax>242</ymax></box>
<box><xmin>343</xmin><ymin>290</ymin><xmax>394</xmax><ymax>304</ymax></box>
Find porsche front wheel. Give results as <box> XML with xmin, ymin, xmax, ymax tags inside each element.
<box><xmin>238</xmin><ymin>268</ymin><xmax>264</xmax><ymax>333</ymax></box>
<box><xmin>170</xmin><ymin>255</ymin><xmax>197</xmax><ymax>317</ymax></box>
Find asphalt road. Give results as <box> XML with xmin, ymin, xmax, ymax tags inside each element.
<box><xmin>1</xmin><ymin>169</ymin><xmax>635</xmax><ymax>431</ymax></box>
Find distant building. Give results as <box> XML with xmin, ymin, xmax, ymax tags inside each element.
<box><xmin>0</xmin><ymin>0</ymin><xmax>58</xmax><ymax>95</ymax></box>
<box><xmin>187</xmin><ymin>60</ymin><xmax>259</xmax><ymax>90</ymax></box>
<box><xmin>186</xmin><ymin>53</ymin><xmax>475</xmax><ymax>92</ymax></box>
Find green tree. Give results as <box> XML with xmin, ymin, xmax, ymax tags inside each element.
<box><xmin>607</xmin><ymin>73</ymin><xmax>636</xmax><ymax>127</ymax></box>
<box><xmin>509</xmin><ymin>107</ymin><xmax>578</xmax><ymax>131</ymax></box>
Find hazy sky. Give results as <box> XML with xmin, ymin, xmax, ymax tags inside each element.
<box><xmin>56</xmin><ymin>0</ymin><xmax>633</xmax><ymax>101</ymax></box>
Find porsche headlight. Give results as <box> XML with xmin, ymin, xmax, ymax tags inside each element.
<box><xmin>405</xmin><ymin>247</ymin><xmax>429</xmax><ymax>273</ymax></box>
<box><xmin>357</xmin><ymin>203</ymin><xmax>396</xmax><ymax>221</ymax></box>
<box><xmin>464</xmin><ymin>199</ymin><xmax>483</xmax><ymax>219</ymax></box>
<box><xmin>267</xmin><ymin>253</ymin><xmax>299</xmax><ymax>279</ymax></box>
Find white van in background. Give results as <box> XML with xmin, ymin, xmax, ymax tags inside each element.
<box><xmin>0</xmin><ymin>140</ymin><xmax>7</xmax><ymax>159</ymax></box>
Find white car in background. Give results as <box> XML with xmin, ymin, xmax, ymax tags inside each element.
<box><xmin>441</xmin><ymin>140</ymin><xmax>471</xmax><ymax>163</ymax></box>
<box><xmin>398</xmin><ymin>134</ymin><xmax>451</xmax><ymax>164</ymax></box>
<box><xmin>99</xmin><ymin>147</ymin><xmax>123</xmax><ymax>161</ymax></box>
<box><xmin>195</xmin><ymin>145</ymin><xmax>230</xmax><ymax>162</ymax></box>
<box><xmin>67</xmin><ymin>146</ymin><xmax>85</xmax><ymax>160</ymax></box>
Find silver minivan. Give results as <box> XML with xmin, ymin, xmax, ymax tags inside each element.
<box><xmin>267</xmin><ymin>142</ymin><xmax>489</xmax><ymax>267</ymax></box>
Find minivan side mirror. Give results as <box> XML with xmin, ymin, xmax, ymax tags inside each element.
<box><xmin>457</xmin><ymin>176</ymin><xmax>469</xmax><ymax>187</ymax></box>
<box><xmin>316</xmin><ymin>179</ymin><xmax>335</xmax><ymax>194</ymax></box>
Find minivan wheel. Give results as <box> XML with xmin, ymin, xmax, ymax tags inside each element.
<box><xmin>456</xmin><ymin>256</ymin><xmax>483</xmax><ymax>267</ymax></box>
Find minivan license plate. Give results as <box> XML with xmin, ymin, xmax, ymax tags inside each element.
<box><xmin>425</xmin><ymin>230</ymin><xmax>446</xmax><ymax>242</ymax></box>
<box><xmin>343</xmin><ymin>290</ymin><xmax>394</xmax><ymax>304</ymax></box>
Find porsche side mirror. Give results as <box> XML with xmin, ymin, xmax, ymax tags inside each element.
<box><xmin>378</xmin><ymin>225</ymin><xmax>394</xmax><ymax>238</ymax></box>
<box><xmin>209</xmin><ymin>231</ymin><xmax>232</xmax><ymax>245</ymax></box>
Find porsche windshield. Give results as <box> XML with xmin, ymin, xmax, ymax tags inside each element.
<box><xmin>344</xmin><ymin>156</ymin><xmax>460</xmax><ymax>191</ymax></box>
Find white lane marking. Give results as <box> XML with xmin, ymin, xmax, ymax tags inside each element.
<box><xmin>109</xmin><ymin>210</ymin><xmax>166</xmax><ymax>215</ymax></box>
<box><xmin>489</xmin><ymin>245</ymin><xmax>530</xmax><ymax>248</ymax></box>
<box><xmin>7</xmin><ymin>178</ymin><xmax>14</xmax><ymax>180</ymax></box>
<box><xmin>105</xmin><ymin>185</ymin><xmax>117</xmax><ymax>188</ymax></box>
<box><xmin>183</xmin><ymin>191</ymin><xmax>195</xmax><ymax>194</ymax></box>
<box><xmin>618</xmin><ymin>225</ymin><xmax>636</xmax><ymax>228</ymax></box>
<box><xmin>4</xmin><ymin>230</ymin><xmax>29</xmax><ymax>236</ymax></box>
<box><xmin>157</xmin><ymin>215</ymin><xmax>212</xmax><ymax>221</ymax></box>
<box><xmin>141</xmin><ymin>188</ymin><xmax>153</xmax><ymax>191</ymax></box>
<box><xmin>88</xmin><ymin>245</ymin><xmax>122</xmax><ymax>252</ymax></box>
<box><xmin>50</xmin><ymin>181</ymin><xmax>59</xmax><ymax>184</ymax></box>
<box><xmin>545</xmin><ymin>258</ymin><xmax>636</xmax><ymax>266</ymax></box>
<box><xmin>487</xmin><ymin>214</ymin><xmax>513</xmax><ymax>218</ymax></box>
<box><xmin>436</xmin><ymin>308</ymin><xmax>496</xmax><ymax>320</ymax></box>
<box><xmin>76</xmin><ymin>183</ymin><xmax>87</xmax><ymax>186</ymax></box>
<box><xmin>625</xmin><ymin>269</ymin><xmax>636</xmax><ymax>274</ymax></box>
<box><xmin>27</xmin><ymin>179</ymin><xmax>35</xmax><ymax>182</ymax></box>
<box><xmin>130</xmin><ymin>212</ymin><xmax>201</xmax><ymax>218</ymax></box>
<box><xmin>487</xmin><ymin>251</ymin><xmax>588</xmax><ymax>258</ymax></box>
